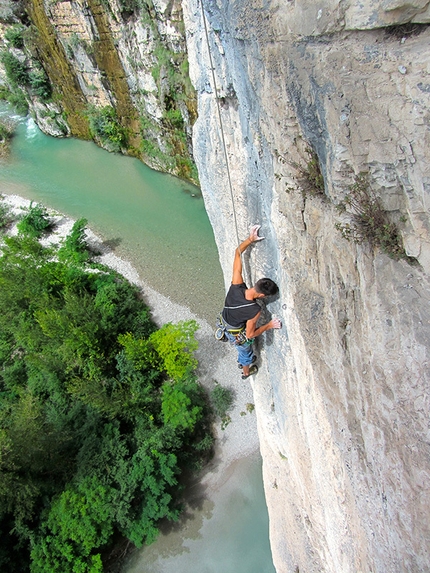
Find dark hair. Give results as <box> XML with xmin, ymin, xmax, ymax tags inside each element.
<box><xmin>254</xmin><ymin>278</ymin><xmax>279</xmax><ymax>297</ymax></box>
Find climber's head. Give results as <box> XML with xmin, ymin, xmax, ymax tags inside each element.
<box><xmin>254</xmin><ymin>278</ymin><xmax>279</xmax><ymax>297</ymax></box>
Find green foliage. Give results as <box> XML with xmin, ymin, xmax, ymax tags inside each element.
<box><xmin>335</xmin><ymin>173</ymin><xmax>409</xmax><ymax>260</ymax></box>
<box><xmin>210</xmin><ymin>383</ymin><xmax>234</xmax><ymax>419</ymax></box>
<box><xmin>118</xmin><ymin>332</ymin><xmax>155</xmax><ymax>370</ymax></box>
<box><xmin>4</xmin><ymin>25</ymin><xmax>25</xmax><ymax>49</ymax></box>
<box><xmin>0</xmin><ymin>50</ymin><xmax>29</xmax><ymax>86</ymax></box>
<box><xmin>0</xmin><ymin>119</ymin><xmax>14</xmax><ymax>143</ymax></box>
<box><xmin>28</xmin><ymin>66</ymin><xmax>52</xmax><ymax>101</ymax></box>
<box><xmin>58</xmin><ymin>218</ymin><xmax>90</xmax><ymax>265</ymax></box>
<box><xmin>16</xmin><ymin>202</ymin><xmax>52</xmax><ymax>238</ymax></box>
<box><xmin>149</xmin><ymin>320</ymin><xmax>198</xmax><ymax>381</ymax></box>
<box><xmin>86</xmin><ymin>106</ymin><xmax>127</xmax><ymax>152</ymax></box>
<box><xmin>0</xmin><ymin>199</ymin><xmax>14</xmax><ymax>230</ymax></box>
<box><xmin>175</xmin><ymin>155</ymin><xmax>198</xmax><ymax>182</ymax></box>
<box><xmin>30</xmin><ymin>477</ymin><xmax>115</xmax><ymax>573</ymax></box>
<box><xmin>0</xmin><ymin>119</ymin><xmax>15</xmax><ymax>158</ymax></box>
<box><xmin>304</xmin><ymin>147</ymin><xmax>324</xmax><ymax>194</ymax></box>
<box><xmin>119</xmin><ymin>0</ymin><xmax>141</xmax><ymax>13</ymax></box>
<box><xmin>0</xmin><ymin>85</ymin><xmax>28</xmax><ymax>114</ymax></box>
<box><xmin>0</xmin><ymin>209</ymin><xmax>210</xmax><ymax>572</ymax></box>
<box><xmin>277</xmin><ymin>146</ymin><xmax>325</xmax><ymax>196</ymax></box>
<box><xmin>162</xmin><ymin>381</ymin><xmax>203</xmax><ymax>430</ymax></box>
<box><xmin>163</xmin><ymin>108</ymin><xmax>184</xmax><ymax>130</ymax></box>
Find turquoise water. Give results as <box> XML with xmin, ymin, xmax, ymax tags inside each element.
<box><xmin>0</xmin><ymin>114</ymin><xmax>275</xmax><ymax>573</ymax></box>
<box><xmin>0</xmin><ymin>115</ymin><xmax>223</xmax><ymax>321</ymax></box>
<box><xmin>124</xmin><ymin>454</ymin><xmax>275</xmax><ymax>573</ymax></box>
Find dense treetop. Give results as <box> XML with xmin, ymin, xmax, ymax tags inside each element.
<box><xmin>0</xmin><ymin>202</ymin><xmax>213</xmax><ymax>572</ymax></box>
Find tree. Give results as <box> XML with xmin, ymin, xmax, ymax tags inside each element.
<box><xmin>0</xmin><ymin>214</ymin><xmax>210</xmax><ymax>571</ymax></box>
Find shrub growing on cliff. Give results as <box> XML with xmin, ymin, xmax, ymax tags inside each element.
<box><xmin>86</xmin><ymin>105</ymin><xmax>127</xmax><ymax>152</ymax></box>
<box><xmin>28</xmin><ymin>66</ymin><xmax>52</xmax><ymax>101</ymax></box>
<box><xmin>335</xmin><ymin>173</ymin><xmax>408</xmax><ymax>260</ymax></box>
<box><xmin>275</xmin><ymin>145</ymin><xmax>325</xmax><ymax>197</ymax></box>
<box><xmin>0</xmin><ymin>118</ymin><xmax>15</xmax><ymax>158</ymax></box>
<box><xmin>0</xmin><ymin>50</ymin><xmax>29</xmax><ymax>86</ymax></box>
<box><xmin>4</xmin><ymin>25</ymin><xmax>25</xmax><ymax>49</ymax></box>
<box><xmin>0</xmin><ymin>85</ymin><xmax>28</xmax><ymax>114</ymax></box>
<box><xmin>163</xmin><ymin>108</ymin><xmax>184</xmax><ymax>130</ymax></box>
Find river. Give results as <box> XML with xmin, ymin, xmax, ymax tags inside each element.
<box><xmin>0</xmin><ymin>112</ymin><xmax>275</xmax><ymax>573</ymax></box>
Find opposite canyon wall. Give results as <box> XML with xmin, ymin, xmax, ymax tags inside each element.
<box><xmin>0</xmin><ymin>0</ymin><xmax>198</xmax><ymax>181</ymax></box>
<box><xmin>183</xmin><ymin>1</ymin><xmax>430</xmax><ymax>572</ymax></box>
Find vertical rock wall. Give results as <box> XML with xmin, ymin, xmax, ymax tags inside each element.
<box><xmin>183</xmin><ymin>1</ymin><xmax>430</xmax><ymax>571</ymax></box>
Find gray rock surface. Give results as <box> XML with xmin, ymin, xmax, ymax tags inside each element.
<box><xmin>183</xmin><ymin>1</ymin><xmax>430</xmax><ymax>571</ymax></box>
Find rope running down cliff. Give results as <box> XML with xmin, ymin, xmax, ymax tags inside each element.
<box><xmin>200</xmin><ymin>0</ymin><xmax>242</xmax><ymax>258</ymax></box>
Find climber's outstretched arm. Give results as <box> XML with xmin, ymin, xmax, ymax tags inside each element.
<box><xmin>232</xmin><ymin>225</ymin><xmax>264</xmax><ymax>284</ymax></box>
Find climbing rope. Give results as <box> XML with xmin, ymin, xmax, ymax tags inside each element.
<box><xmin>200</xmin><ymin>0</ymin><xmax>242</xmax><ymax>256</ymax></box>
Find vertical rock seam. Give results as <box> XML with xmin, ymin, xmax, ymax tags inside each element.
<box><xmin>24</xmin><ymin>0</ymin><xmax>90</xmax><ymax>137</ymax></box>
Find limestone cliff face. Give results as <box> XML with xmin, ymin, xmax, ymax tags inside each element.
<box><xmin>183</xmin><ymin>1</ymin><xmax>430</xmax><ymax>572</ymax></box>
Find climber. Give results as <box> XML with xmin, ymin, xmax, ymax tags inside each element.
<box><xmin>220</xmin><ymin>224</ymin><xmax>282</xmax><ymax>379</ymax></box>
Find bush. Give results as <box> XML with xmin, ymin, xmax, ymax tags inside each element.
<box><xmin>0</xmin><ymin>85</ymin><xmax>28</xmax><ymax>114</ymax></box>
<box><xmin>161</xmin><ymin>381</ymin><xmax>203</xmax><ymax>431</ymax></box>
<box><xmin>0</xmin><ymin>118</ymin><xmax>15</xmax><ymax>158</ymax></box>
<box><xmin>210</xmin><ymin>384</ymin><xmax>234</xmax><ymax>419</ymax></box>
<box><xmin>0</xmin><ymin>219</ymin><xmax>209</xmax><ymax>571</ymax></box>
<box><xmin>0</xmin><ymin>51</ymin><xmax>29</xmax><ymax>86</ymax></box>
<box><xmin>86</xmin><ymin>106</ymin><xmax>127</xmax><ymax>152</ymax></box>
<box><xmin>58</xmin><ymin>218</ymin><xmax>90</xmax><ymax>265</ymax></box>
<box><xmin>149</xmin><ymin>320</ymin><xmax>199</xmax><ymax>381</ymax></box>
<box><xmin>29</xmin><ymin>66</ymin><xmax>51</xmax><ymax>101</ymax></box>
<box><xmin>335</xmin><ymin>173</ymin><xmax>408</xmax><ymax>260</ymax></box>
<box><xmin>4</xmin><ymin>25</ymin><xmax>25</xmax><ymax>49</ymax></box>
<box><xmin>0</xmin><ymin>119</ymin><xmax>14</xmax><ymax>143</ymax></box>
<box><xmin>119</xmin><ymin>0</ymin><xmax>141</xmax><ymax>13</ymax></box>
<box><xmin>163</xmin><ymin>108</ymin><xmax>184</xmax><ymax>130</ymax></box>
<box><xmin>16</xmin><ymin>203</ymin><xmax>53</xmax><ymax>238</ymax></box>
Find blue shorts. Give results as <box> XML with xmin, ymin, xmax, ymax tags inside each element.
<box><xmin>224</xmin><ymin>331</ymin><xmax>255</xmax><ymax>366</ymax></box>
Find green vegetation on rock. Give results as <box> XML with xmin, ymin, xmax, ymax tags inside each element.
<box><xmin>86</xmin><ymin>105</ymin><xmax>127</xmax><ymax>152</ymax></box>
<box><xmin>335</xmin><ymin>173</ymin><xmax>411</xmax><ymax>260</ymax></box>
<box><xmin>4</xmin><ymin>24</ymin><xmax>25</xmax><ymax>49</ymax></box>
<box><xmin>0</xmin><ymin>50</ymin><xmax>29</xmax><ymax>86</ymax></box>
<box><xmin>0</xmin><ymin>47</ymin><xmax>52</xmax><ymax>103</ymax></box>
<box><xmin>0</xmin><ymin>118</ymin><xmax>16</xmax><ymax>158</ymax></box>
<box><xmin>210</xmin><ymin>383</ymin><xmax>234</xmax><ymax>430</ymax></box>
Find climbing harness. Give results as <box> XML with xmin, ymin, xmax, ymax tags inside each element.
<box><xmin>215</xmin><ymin>313</ymin><xmax>254</xmax><ymax>346</ymax></box>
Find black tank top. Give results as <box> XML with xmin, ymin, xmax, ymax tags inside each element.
<box><xmin>222</xmin><ymin>283</ymin><xmax>260</xmax><ymax>328</ymax></box>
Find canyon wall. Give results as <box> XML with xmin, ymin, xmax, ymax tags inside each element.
<box><xmin>0</xmin><ymin>0</ymin><xmax>198</xmax><ymax>181</ymax></box>
<box><xmin>183</xmin><ymin>1</ymin><xmax>430</xmax><ymax>572</ymax></box>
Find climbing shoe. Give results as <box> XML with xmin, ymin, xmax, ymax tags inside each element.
<box><xmin>242</xmin><ymin>365</ymin><xmax>258</xmax><ymax>380</ymax></box>
<box><xmin>238</xmin><ymin>355</ymin><xmax>257</xmax><ymax>369</ymax></box>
